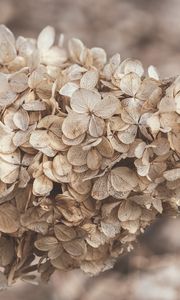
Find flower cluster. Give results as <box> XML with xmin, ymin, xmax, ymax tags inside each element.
<box><xmin>0</xmin><ymin>25</ymin><xmax>179</xmax><ymax>287</ymax></box>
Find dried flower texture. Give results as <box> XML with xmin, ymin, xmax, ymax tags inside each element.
<box><xmin>0</xmin><ymin>25</ymin><xmax>179</xmax><ymax>288</ymax></box>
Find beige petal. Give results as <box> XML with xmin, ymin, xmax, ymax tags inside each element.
<box><xmin>97</xmin><ymin>136</ymin><xmax>114</xmax><ymax>158</ymax></box>
<box><xmin>62</xmin><ymin>112</ymin><xmax>89</xmax><ymax>139</ymax></box>
<box><xmin>152</xmin><ymin>198</ymin><xmax>163</xmax><ymax>213</ymax></box>
<box><xmin>136</xmin><ymin>78</ymin><xmax>161</xmax><ymax>102</ymax></box>
<box><xmin>13</xmin><ymin>108</ymin><xmax>29</xmax><ymax>131</ymax></box>
<box><xmin>49</xmin><ymin>132</ymin><xmax>67</xmax><ymax>151</ymax></box>
<box><xmin>71</xmin><ymin>173</ymin><xmax>92</xmax><ymax>195</ymax></box>
<box><xmin>118</xmin><ymin>200</ymin><xmax>141</xmax><ymax>222</ymax></box>
<box><xmin>18</xmin><ymin>167</ymin><xmax>30</xmax><ymax>188</ymax></box>
<box><xmin>0</xmin><ymin>159</ymin><xmax>19</xmax><ymax>184</ymax></box>
<box><xmin>0</xmin><ymin>25</ymin><xmax>16</xmax><ymax>64</ymax></box>
<box><xmin>0</xmin><ymin>122</ymin><xmax>16</xmax><ymax>153</ymax></box>
<box><xmin>0</xmin><ymin>203</ymin><xmax>19</xmax><ymax>233</ymax></box>
<box><xmin>124</xmin><ymin>59</ymin><xmax>144</xmax><ymax>77</ymax></box>
<box><xmin>30</xmin><ymin>130</ymin><xmax>50</xmax><ymax>149</ymax></box>
<box><xmin>117</xmin><ymin>125</ymin><xmax>137</xmax><ymax>144</ymax></box>
<box><xmin>163</xmin><ymin>168</ymin><xmax>180</xmax><ymax>181</ymax></box>
<box><xmin>67</xmin><ymin>145</ymin><xmax>88</xmax><ymax>166</ymax></box>
<box><xmin>148</xmin><ymin>65</ymin><xmax>159</xmax><ymax>80</ymax></box>
<box><xmin>80</xmin><ymin>70</ymin><xmax>99</xmax><ymax>90</ymax></box>
<box><xmin>53</xmin><ymin>154</ymin><xmax>72</xmax><ymax>176</ymax></box>
<box><xmin>146</xmin><ymin>114</ymin><xmax>160</xmax><ymax>133</ymax></box>
<box><xmin>59</xmin><ymin>82</ymin><xmax>79</xmax><ymax>97</ymax></box>
<box><xmin>62</xmin><ymin>133</ymin><xmax>86</xmax><ymax>146</ymax></box>
<box><xmin>0</xmin><ymin>150</ymin><xmax>20</xmax><ymax>164</ymax></box>
<box><xmin>108</xmin><ymin>134</ymin><xmax>129</xmax><ymax>153</ymax></box>
<box><xmin>37</xmin><ymin>26</ymin><xmax>55</xmax><ymax>51</ymax></box>
<box><xmin>22</xmin><ymin>100</ymin><xmax>46</xmax><ymax>111</ymax></box>
<box><xmin>43</xmin><ymin>161</ymin><xmax>57</xmax><ymax>181</ymax></box>
<box><xmin>91</xmin><ymin>173</ymin><xmax>109</xmax><ymax>200</ymax></box>
<box><xmin>0</xmin><ymin>90</ymin><xmax>17</xmax><ymax>106</ymax></box>
<box><xmin>120</xmin><ymin>73</ymin><xmax>141</xmax><ymax>97</ymax></box>
<box><xmin>0</xmin><ymin>74</ymin><xmax>9</xmax><ymax>93</ymax></box>
<box><xmin>33</xmin><ymin>175</ymin><xmax>53</xmax><ymax>196</ymax></box>
<box><xmin>168</xmin><ymin>130</ymin><xmax>180</xmax><ymax>153</ymax></box>
<box><xmin>134</xmin><ymin>159</ymin><xmax>150</xmax><ymax>177</ymax></box>
<box><xmin>151</xmin><ymin>137</ymin><xmax>170</xmax><ymax>156</ymax></box>
<box><xmin>71</xmin><ymin>89</ymin><xmax>101</xmax><ymax>113</ymax></box>
<box><xmin>9</xmin><ymin>72</ymin><xmax>28</xmax><ymax>93</ymax></box>
<box><xmin>68</xmin><ymin>38</ymin><xmax>84</xmax><ymax>61</ymax></box>
<box><xmin>91</xmin><ymin>47</ymin><xmax>107</xmax><ymax>69</ymax></box>
<box><xmin>41</xmin><ymin>46</ymin><xmax>67</xmax><ymax>66</ymax></box>
<box><xmin>93</xmin><ymin>94</ymin><xmax>119</xmax><ymax>119</ymax></box>
<box><xmin>121</xmin><ymin>98</ymin><xmax>141</xmax><ymax>124</ymax></box>
<box><xmin>121</xmin><ymin>220</ymin><xmax>139</xmax><ymax>234</ymax></box>
<box><xmin>88</xmin><ymin>115</ymin><xmax>105</xmax><ymax>137</ymax></box>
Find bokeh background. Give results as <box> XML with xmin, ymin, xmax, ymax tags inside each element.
<box><xmin>0</xmin><ymin>0</ymin><xmax>180</xmax><ymax>299</ymax></box>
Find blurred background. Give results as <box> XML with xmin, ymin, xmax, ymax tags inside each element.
<box><xmin>0</xmin><ymin>0</ymin><xmax>180</xmax><ymax>299</ymax></box>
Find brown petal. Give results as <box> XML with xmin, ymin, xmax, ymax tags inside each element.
<box><xmin>54</xmin><ymin>224</ymin><xmax>76</xmax><ymax>241</ymax></box>
<box><xmin>87</xmin><ymin>149</ymin><xmax>102</xmax><ymax>170</ymax></box>
<box><xmin>111</xmin><ymin>167</ymin><xmax>139</xmax><ymax>192</ymax></box>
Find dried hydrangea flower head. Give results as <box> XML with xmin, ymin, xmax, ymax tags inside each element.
<box><xmin>0</xmin><ymin>25</ymin><xmax>179</xmax><ymax>288</ymax></box>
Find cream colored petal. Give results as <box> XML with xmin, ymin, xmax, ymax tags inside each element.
<box><xmin>22</xmin><ymin>100</ymin><xmax>46</xmax><ymax>111</ymax></box>
<box><xmin>0</xmin><ymin>90</ymin><xmax>17</xmax><ymax>106</ymax></box>
<box><xmin>62</xmin><ymin>112</ymin><xmax>89</xmax><ymax>139</ymax></box>
<box><xmin>148</xmin><ymin>65</ymin><xmax>159</xmax><ymax>80</ymax></box>
<box><xmin>67</xmin><ymin>145</ymin><xmax>88</xmax><ymax>166</ymax></box>
<box><xmin>62</xmin><ymin>133</ymin><xmax>86</xmax><ymax>146</ymax></box>
<box><xmin>117</xmin><ymin>125</ymin><xmax>137</xmax><ymax>144</ymax></box>
<box><xmin>134</xmin><ymin>159</ymin><xmax>150</xmax><ymax>177</ymax></box>
<box><xmin>93</xmin><ymin>94</ymin><xmax>119</xmax><ymax>119</ymax></box>
<box><xmin>33</xmin><ymin>174</ymin><xmax>53</xmax><ymax>196</ymax></box>
<box><xmin>91</xmin><ymin>47</ymin><xmax>107</xmax><ymax>69</ymax></box>
<box><xmin>120</xmin><ymin>73</ymin><xmax>141</xmax><ymax>97</ymax></box>
<box><xmin>146</xmin><ymin>114</ymin><xmax>160</xmax><ymax>133</ymax></box>
<box><xmin>0</xmin><ymin>122</ymin><xmax>16</xmax><ymax>153</ymax></box>
<box><xmin>59</xmin><ymin>82</ymin><xmax>79</xmax><ymax>97</ymax></box>
<box><xmin>0</xmin><ymin>159</ymin><xmax>19</xmax><ymax>184</ymax></box>
<box><xmin>88</xmin><ymin>115</ymin><xmax>105</xmax><ymax>137</ymax></box>
<box><xmin>13</xmin><ymin>108</ymin><xmax>29</xmax><ymax>131</ymax></box>
<box><xmin>80</xmin><ymin>70</ymin><xmax>99</xmax><ymax>90</ymax></box>
<box><xmin>48</xmin><ymin>132</ymin><xmax>67</xmax><ymax>151</ymax></box>
<box><xmin>71</xmin><ymin>89</ymin><xmax>101</xmax><ymax>113</ymax></box>
<box><xmin>29</xmin><ymin>130</ymin><xmax>50</xmax><ymax>149</ymax></box>
<box><xmin>37</xmin><ymin>26</ymin><xmax>55</xmax><ymax>51</ymax></box>
<box><xmin>41</xmin><ymin>46</ymin><xmax>67</xmax><ymax>66</ymax></box>
<box><xmin>124</xmin><ymin>59</ymin><xmax>144</xmax><ymax>77</ymax></box>
<box><xmin>53</xmin><ymin>154</ymin><xmax>72</xmax><ymax>176</ymax></box>
<box><xmin>0</xmin><ymin>25</ymin><xmax>16</xmax><ymax>64</ymax></box>
<box><xmin>163</xmin><ymin>168</ymin><xmax>180</xmax><ymax>181</ymax></box>
<box><xmin>9</xmin><ymin>72</ymin><xmax>28</xmax><ymax>93</ymax></box>
<box><xmin>68</xmin><ymin>38</ymin><xmax>84</xmax><ymax>61</ymax></box>
<box><xmin>43</xmin><ymin>161</ymin><xmax>57</xmax><ymax>182</ymax></box>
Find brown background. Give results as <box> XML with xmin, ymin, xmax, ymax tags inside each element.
<box><xmin>0</xmin><ymin>0</ymin><xmax>180</xmax><ymax>299</ymax></box>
